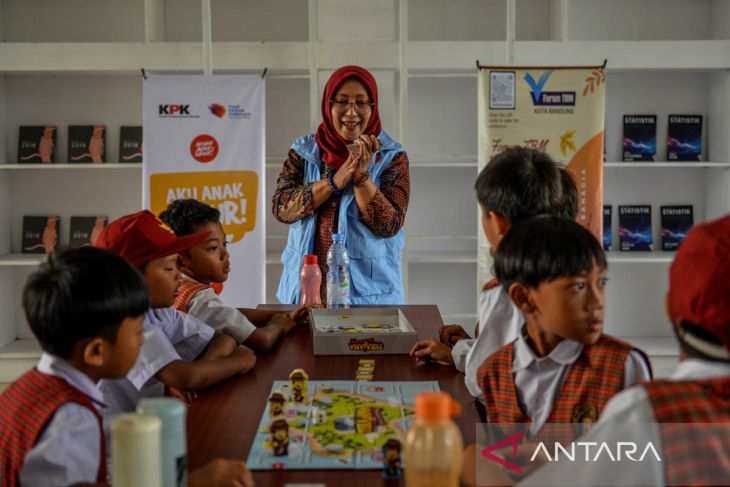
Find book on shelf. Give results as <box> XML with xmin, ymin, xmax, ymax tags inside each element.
<box><xmin>119</xmin><ymin>126</ymin><xmax>143</xmax><ymax>163</ymax></box>
<box><xmin>618</xmin><ymin>205</ymin><xmax>652</xmax><ymax>251</ymax></box>
<box><xmin>22</xmin><ymin>216</ymin><xmax>60</xmax><ymax>255</ymax></box>
<box><xmin>667</xmin><ymin>115</ymin><xmax>702</xmax><ymax>161</ymax></box>
<box><xmin>623</xmin><ymin>115</ymin><xmax>656</xmax><ymax>162</ymax></box>
<box><xmin>17</xmin><ymin>125</ymin><xmax>57</xmax><ymax>164</ymax></box>
<box><xmin>68</xmin><ymin>125</ymin><xmax>106</xmax><ymax>163</ymax></box>
<box><xmin>660</xmin><ymin>205</ymin><xmax>693</xmax><ymax>251</ymax></box>
<box><xmin>70</xmin><ymin>216</ymin><xmax>108</xmax><ymax>248</ymax></box>
<box><xmin>603</xmin><ymin>205</ymin><xmax>612</xmax><ymax>251</ymax></box>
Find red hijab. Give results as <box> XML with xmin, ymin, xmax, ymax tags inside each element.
<box><xmin>315</xmin><ymin>66</ymin><xmax>382</xmax><ymax>168</ymax></box>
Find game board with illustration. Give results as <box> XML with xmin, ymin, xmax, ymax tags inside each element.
<box><xmin>247</xmin><ymin>380</ymin><xmax>439</xmax><ymax>470</ymax></box>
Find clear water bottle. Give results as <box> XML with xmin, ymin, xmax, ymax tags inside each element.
<box><xmin>326</xmin><ymin>233</ymin><xmax>350</xmax><ymax>308</ymax></box>
<box><xmin>300</xmin><ymin>254</ymin><xmax>322</xmax><ymax>306</ymax></box>
<box><xmin>404</xmin><ymin>392</ymin><xmax>463</xmax><ymax>487</ymax></box>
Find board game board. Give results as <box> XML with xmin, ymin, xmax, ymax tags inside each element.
<box><xmin>247</xmin><ymin>380</ymin><xmax>439</xmax><ymax>470</ymax></box>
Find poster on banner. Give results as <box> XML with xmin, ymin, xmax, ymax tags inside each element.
<box><xmin>143</xmin><ymin>75</ymin><xmax>265</xmax><ymax>307</ymax></box>
<box><xmin>476</xmin><ymin>65</ymin><xmax>606</xmax><ymax>285</ymax></box>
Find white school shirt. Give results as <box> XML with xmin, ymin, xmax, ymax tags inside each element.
<box><xmin>507</xmin><ymin>328</ymin><xmax>652</xmax><ymax>436</ymax></box>
<box><xmin>520</xmin><ymin>359</ymin><xmax>730</xmax><ymax>487</ymax></box>
<box><xmin>452</xmin><ymin>284</ymin><xmax>524</xmax><ymax>398</ymax></box>
<box><xmin>181</xmin><ymin>274</ymin><xmax>256</xmax><ymax>344</ymax></box>
<box><xmin>20</xmin><ymin>353</ymin><xmax>106</xmax><ymax>487</ymax></box>
<box><xmin>99</xmin><ymin>307</ymin><xmax>214</xmax><ymax>420</ymax></box>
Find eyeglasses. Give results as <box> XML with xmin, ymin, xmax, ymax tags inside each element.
<box><xmin>330</xmin><ymin>99</ymin><xmax>374</xmax><ymax>113</ymax></box>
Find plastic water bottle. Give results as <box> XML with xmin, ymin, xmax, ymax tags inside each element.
<box><xmin>404</xmin><ymin>392</ymin><xmax>463</xmax><ymax>487</ymax></box>
<box><xmin>137</xmin><ymin>397</ymin><xmax>187</xmax><ymax>487</ymax></box>
<box><xmin>326</xmin><ymin>233</ymin><xmax>351</xmax><ymax>308</ymax></box>
<box><xmin>300</xmin><ymin>254</ymin><xmax>322</xmax><ymax>306</ymax></box>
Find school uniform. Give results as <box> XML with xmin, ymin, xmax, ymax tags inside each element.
<box><xmin>520</xmin><ymin>359</ymin><xmax>730</xmax><ymax>486</ymax></box>
<box><xmin>479</xmin><ymin>329</ymin><xmax>652</xmax><ymax>435</ymax></box>
<box><xmin>0</xmin><ymin>353</ymin><xmax>106</xmax><ymax>487</ymax></box>
<box><xmin>174</xmin><ymin>275</ymin><xmax>256</xmax><ymax>344</ymax></box>
<box><xmin>99</xmin><ymin>307</ymin><xmax>214</xmax><ymax>419</ymax></box>
<box><xmin>452</xmin><ymin>279</ymin><xmax>524</xmax><ymax>399</ymax></box>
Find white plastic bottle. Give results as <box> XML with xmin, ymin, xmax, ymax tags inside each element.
<box><xmin>326</xmin><ymin>233</ymin><xmax>350</xmax><ymax>308</ymax></box>
<box><xmin>404</xmin><ymin>392</ymin><xmax>464</xmax><ymax>487</ymax></box>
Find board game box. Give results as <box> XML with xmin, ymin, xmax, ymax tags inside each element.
<box><xmin>309</xmin><ymin>308</ymin><xmax>418</xmax><ymax>356</ymax></box>
<box><xmin>247</xmin><ymin>380</ymin><xmax>439</xmax><ymax>470</ymax></box>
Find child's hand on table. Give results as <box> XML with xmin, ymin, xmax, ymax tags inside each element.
<box><xmin>409</xmin><ymin>338</ymin><xmax>455</xmax><ymax>366</ymax></box>
<box><xmin>439</xmin><ymin>324</ymin><xmax>471</xmax><ymax>346</ymax></box>
<box><xmin>286</xmin><ymin>305</ymin><xmax>311</xmax><ymax>325</ymax></box>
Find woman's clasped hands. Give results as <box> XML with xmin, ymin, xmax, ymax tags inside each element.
<box><xmin>331</xmin><ymin>134</ymin><xmax>380</xmax><ymax>191</ymax></box>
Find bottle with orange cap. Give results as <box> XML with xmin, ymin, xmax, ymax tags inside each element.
<box><xmin>404</xmin><ymin>391</ymin><xmax>464</xmax><ymax>487</ymax></box>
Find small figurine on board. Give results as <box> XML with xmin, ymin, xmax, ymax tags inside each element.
<box><xmin>269</xmin><ymin>418</ymin><xmax>289</xmax><ymax>456</ymax></box>
<box><xmin>289</xmin><ymin>369</ymin><xmax>309</xmax><ymax>404</ymax></box>
<box><xmin>382</xmin><ymin>438</ymin><xmax>402</xmax><ymax>479</ymax></box>
<box><xmin>268</xmin><ymin>390</ymin><xmax>288</xmax><ymax>418</ymax></box>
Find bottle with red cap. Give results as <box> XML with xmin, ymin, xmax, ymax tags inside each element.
<box><xmin>299</xmin><ymin>254</ymin><xmax>322</xmax><ymax>306</ymax></box>
<box><xmin>404</xmin><ymin>391</ymin><xmax>463</xmax><ymax>487</ymax></box>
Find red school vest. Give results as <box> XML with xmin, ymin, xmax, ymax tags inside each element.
<box><xmin>173</xmin><ymin>276</ymin><xmax>210</xmax><ymax>313</ymax></box>
<box><xmin>478</xmin><ymin>335</ymin><xmax>647</xmax><ymax>428</ymax></box>
<box><xmin>0</xmin><ymin>369</ymin><xmax>107</xmax><ymax>487</ymax></box>
<box><xmin>644</xmin><ymin>377</ymin><xmax>730</xmax><ymax>486</ymax></box>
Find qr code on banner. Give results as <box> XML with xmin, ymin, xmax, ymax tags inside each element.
<box><xmin>490</xmin><ymin>71</ymin><xmax>515</xmax><ymax>109</ymax></box>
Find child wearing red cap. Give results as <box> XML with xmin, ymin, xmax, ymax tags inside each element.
<box><xmin>159</xmin><ymin>199</ymin><xmax>308</xmax><ymax>351</ymax></box>
<box><xmin>94</xmin><ymin>210</ymin><xmax>256</xmax><ymax>419</ymax></box>
<box><xmin>465</xmin><ymin>214</ymin><xmax>730</xmax><ymax>487</ymax></box>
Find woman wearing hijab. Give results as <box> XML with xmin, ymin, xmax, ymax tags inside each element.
<box><xmin>273</xmin><ymin>65</ymin><xmax>410</xmax><ymax>304</ymax></box>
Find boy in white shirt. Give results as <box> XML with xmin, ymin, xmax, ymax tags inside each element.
<box><xmin>160</xmin><ymin>199</ymin><xmax>308</xmax><ymax>351</ymax></box>
<box><xmin>95</xmin><ymin>210</ymin><xmax>256</xmax><ymax>417</ymax></box>
<box><xmin>0</xmin><ymin>247</ymin><xmax>253</xmax><ymax>487</ymax></box>
<box><xmin>410</xmin><ymin>148</ymin><xmax>578</xmax><ymax>398</ymax></box>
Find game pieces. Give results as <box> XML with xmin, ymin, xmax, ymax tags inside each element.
<box><xmin>268</xmin><ymin>390</ymin><xmax>288</xmax><ymax>418</ymax></box>
<box><xmin>382</xmin><ymin>438</ymin><xmax>402</xmax><ymax>479</ymax></box>
<box><xmin>356</xmin><ymin>359</ymin><xmax>375</xmax><ymax>381</ymax></box>
<box><xmin>289</xmin><ymin>369</ymin><xmax>309</xmax><ymax>403</ymax></box>
<box><xmin>269</xmin><ymin>418</ymin><xmax>290</xmax><ymax>456</ymax></box>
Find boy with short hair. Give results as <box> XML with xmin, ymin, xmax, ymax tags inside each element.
<box><xmin>159</xmin><ymin>198</ymin><xmax>307</xmax><ymax>351</ymax></box>
<box><xmin>95</xmin><ymin>210</ymin><xmax>256</xmax><ymax>418</ymax></box>
<box><xmin>478</xmin><ymin>216</ymin><xmax>652</xmax><ymax>434</ymax></box>
<box><xmin>0</xmin><ymin>248</ymin><xmax>254</xmax><ymax>487</ymax></box>
<box><xmin>410</xmin><ymin>148</ymin><xmax>578</xmax><ymax>399</ymax></box>
<box><xmin>465</xmin><ymin>216</ymin><xmax>730</xmax><ymax>487</ymax></box>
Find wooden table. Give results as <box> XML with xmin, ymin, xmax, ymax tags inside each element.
<box><xmin>187</xmin><ymin>305</ymin><xmax>481</xmax><ymax>486</ymax></box>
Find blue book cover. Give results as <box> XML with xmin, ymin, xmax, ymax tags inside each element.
<box><xmin>603</xmin><ymin>205</ymin><xmax>612</xmax><ymax>251</ymax></box>
<box><xmin>623</xmin><ymin>115</ymin><xmax>656</xmax><ymax>161</ymax></box>
<box><xmin>618</xmin><ymin>205</ymin><xmax>652</xmax><ymax>251</ymax></box>
<box><xmin>667</xmin><ymin>115</ymin><xmax>702</xmax><ymax>161</ymax></box>
<box><xmin>661</xmin><ymin>205</ymin><xmax>693</xmax><ymax>251</ymax></box>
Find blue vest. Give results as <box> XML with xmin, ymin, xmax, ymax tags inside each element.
<box><xmin>276</xmin><ymin>131</ymin><xmax>405</xmax><ymax>305</ymax></box>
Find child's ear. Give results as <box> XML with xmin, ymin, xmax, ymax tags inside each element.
<box><xmin>508</xmin><ymin>283</ymin><xmax>536</xmax><ymax>314</ymax></box>
<box><xmin>81</xmin><ymin>337</ymin><xmax>107</xmax><ymax>368</ymax></box>
<box><xmin>490</xmin><ymin>211</ymin><xmax>510</xmax><ymax>238</ymax></box>
<box><xmin>177</xmin><ymin>252</ymin><xmax>191</xmax><ymax>273</ymax></box>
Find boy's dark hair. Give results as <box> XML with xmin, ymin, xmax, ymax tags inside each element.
<box><xmin>23</xmin><ymin>247</ymin><xmax>149</xmax><ymax>358</ymax></box>
<box><xmin>558</xmin><ymin>167</ymin><xmax>579</xmax><ymax>220</ymax></box>
<box><xmin>475</xmin><ymin>147</ymin><xmax>566</xmax><ymax>224</ymax></box>
<box><xmin>159</xmin><ymin>199</ymin><xmax>220</xmax><ymax>237</ymax></box>
<box><xmin>494</xmin><ymin>215</ymin><xmax>607</xmax><ymax>288</ymax></box>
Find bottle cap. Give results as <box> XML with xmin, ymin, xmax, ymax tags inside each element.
<box><xmin>415</xmin><ymin>392</ymin><xmax>461</xmax><ymax>422</ymax></box>
<box><xmin>332</xmin><ymin>233</ymin><xmax>344</xmax><ymax>242</ymax></box>
<box><xmin>303</xmin><ymin>255</ymin><xmax>318</xmax><ymax>265</ymax></box>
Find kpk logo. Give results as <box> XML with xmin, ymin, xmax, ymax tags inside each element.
<box><xmin>524</xmin><ymin>71</ymin><xmax>576</xmax><ymax>107</ymax></box>
<box><xmin>158</xmin><ymin>104</ymin><xmax>199</xmax><ymax>118</ymax></box>
<box><xmin>190</xmin><ymin>134</ymin><xmax>219</xmax><ymax>163</ymax></box>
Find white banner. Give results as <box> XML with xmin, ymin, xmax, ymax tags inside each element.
<box><xmin>143</xmin><ymin>75</ymin><xmax>265</xmax><ymax>308</ymax></box>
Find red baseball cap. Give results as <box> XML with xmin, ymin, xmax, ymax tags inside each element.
<box><xmin>95</xmin><ymin>210</ymin><xmax>210</xmax><ymax>268</ymax></box>
<box><xmin>669</xmin><ymin>214</ymin><xmax>730</xmax><ymax>361</ymax></box>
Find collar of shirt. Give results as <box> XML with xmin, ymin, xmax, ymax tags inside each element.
<box><xmin>670</xmin><ymin>358</ymin><xmax>730</xmax><ymax>381</ymax></box>
<box><xmin>36</xmin><ymin>352</ymin><xmax>107</xmax><ymax>408</ymax></box>
<box><xmin>181</xmin><ymin>273</ymin><xmax>220</xmax><ymax>295</ymax></box>
<box><xmin>512</xmin><ymin>328</ymin><xmax>584</xmax><ymax>373</ymax></box>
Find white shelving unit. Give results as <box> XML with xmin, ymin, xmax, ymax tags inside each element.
<box><xmin>1</xmin><ymin>0</ymin><xmax>729</xmax><ymax>381</ymax></box>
